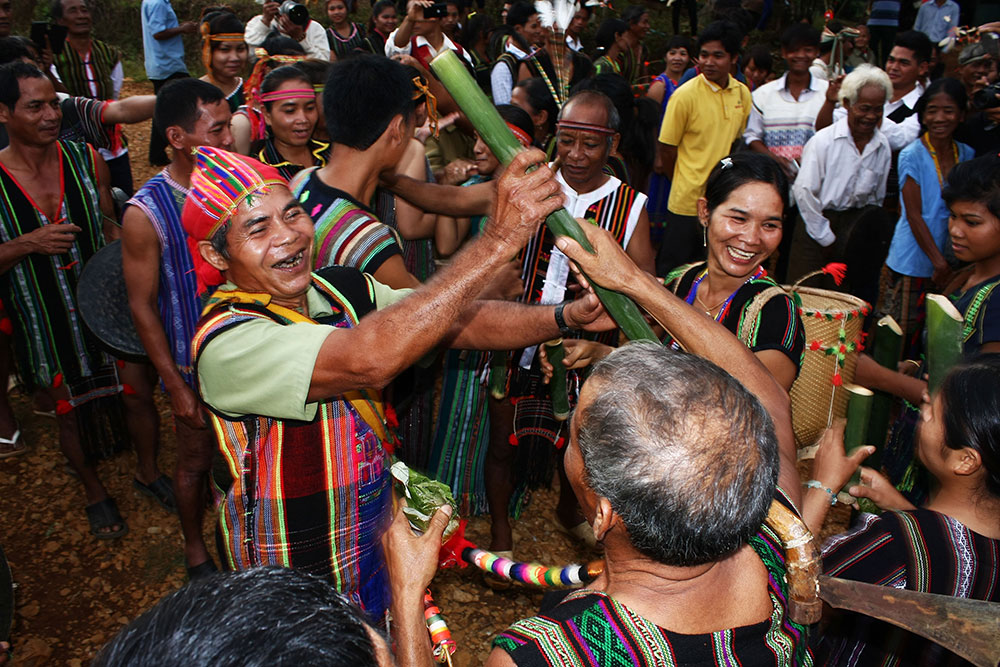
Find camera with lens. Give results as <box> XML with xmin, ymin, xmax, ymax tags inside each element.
<box><xmin>973</xmin><ymin>82</ymin><xmax>1000</xmax><ymax>111</ymax></box>
<box><xmin>279</xmin><ymin>0</ymin><xmax>310</xmax><ymax>26</ymax></box>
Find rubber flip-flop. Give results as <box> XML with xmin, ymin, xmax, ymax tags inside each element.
<box><xmin>85</xmin><ymin>497</ymin><xmax>129</xmax><ymax>540</ymax></box>
<box><xmin>0</xmin><ymin>430</ymin><xmax>26</xmax><ymax>460</ymax></box>
<box><xmin>133</xmin><ymin>475</ymin><xmax>177</xmax><ymax>513</ymax></box>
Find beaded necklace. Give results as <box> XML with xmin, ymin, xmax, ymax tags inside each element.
<box><xmin>686</xmin><ymin>265</ymin><xmax>766</xmax><ymax>320</ymax></box>
<box><xmin>920</xmin><ymin>132</ymin><xmax>958</xmax><ymax>187</ymax></box>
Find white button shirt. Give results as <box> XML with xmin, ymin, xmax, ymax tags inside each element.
<box><xmin>792</xmin><ymin>116</ymin><xmax>891</xmax><ymax>247</ymax></box>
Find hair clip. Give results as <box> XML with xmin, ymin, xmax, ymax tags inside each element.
<box><xmin>720</xmin><ymin>157</ymin><xmax>734</xmax><ymax>169</ymax></box>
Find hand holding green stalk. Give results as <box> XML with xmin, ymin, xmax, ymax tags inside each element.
<box><xmin>430</xmin><ymin>50</ymin><xmax>657</xmax><ymax>343</ymax></box>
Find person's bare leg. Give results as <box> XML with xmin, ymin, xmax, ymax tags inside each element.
<box><xmin>485</xmin><ymin>396</ymin><xmax>516</xmax><ymax>552</ymax></box>
<box><xmin>118</xmin><ymin>361</ymin><xmax>162</xmax><ymax>485</ymax></box>
<box><xmin>50</xmin><ymin>385</ymin><xmax>122</xmax><ymax>534</ymax></box>
<box><xmin>175</xmin><ymin>417</ymin><xmax>215</xmax><ymax>568</ymax></box>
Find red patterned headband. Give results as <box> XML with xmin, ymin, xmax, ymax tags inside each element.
<box><xmin>556</xmin><ymin>120</ymin><xmax>617</xmax><ymax>136</ymax></box>
<box><xmin>259</xmin><ymin>88</ymin><xmax>316</xmax><ymax>103</ymax></box>
<box><xmin>507</xmin><ymin>122</ymin><xmax>532</xmax><ymax>147</ymax></box>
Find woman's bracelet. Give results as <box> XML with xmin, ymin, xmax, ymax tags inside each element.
<box><xmin>804</xmin><ymin>479</ymin><xmax>838</xmax><ymax>505</ymax></box>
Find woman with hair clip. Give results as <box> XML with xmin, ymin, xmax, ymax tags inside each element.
<box><xmin>198</xmin><ymin>9</ymin><xmax>248</xmax><ymax>111</ymax></box>
<box><xmin>542</xmin><ymin>153</ymin><xmax>805</xmax><ymax>393</ymax></box>
<box><xmin>325</xmin><ymin>0</ymin><xmax>366</xmax><ymax>59</ymax></box>
<box><xmin>250</xmin><ymin>65</ymin><xmax>329</xmax><ymax>180</ymax></box>
<box><xmin>364</xmin><ymin>0</ymin><xmax>397</xmax><ymax>55</ymax></box>
<box><xmin>804</xmin><ymin>354</ymin><xmax>1000</xmax><ymax>665</ymax></box>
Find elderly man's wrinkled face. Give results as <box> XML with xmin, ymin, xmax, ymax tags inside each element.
<box><xmin>844</xmin><ymin>83</ymin><xmax>885</xmax><ymax>142</ymax></box>
<box><xmin>556</xmin><ymin>99</ymin><xmax>618</xmax><ymax>193</ymax></box>
<box><xmin>222</xmin><ymin>185</ymin><xmax>314</xmax><ymax>305</ymax></box>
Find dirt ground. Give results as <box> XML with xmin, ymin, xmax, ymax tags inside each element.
<box><xmin>0</xmin><ymin>80</ymin><xmax>850</xmax><ymax>666</ymax></box>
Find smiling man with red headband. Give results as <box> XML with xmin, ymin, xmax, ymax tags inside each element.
<box><xmin>181</xmin><ymin>140</ymin><xmax>614</xmax><ymax>624</ymax></box>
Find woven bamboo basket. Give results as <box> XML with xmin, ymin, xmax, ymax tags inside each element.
<box><xmin>788</xmin><ymin>287</ymin><xmax>870</xmax><ymax>450</ymax></box>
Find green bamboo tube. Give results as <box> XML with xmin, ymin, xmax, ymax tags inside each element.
<box><xmin>489</xmin><ymin>352</ymin><xmax>508</xmax><ymax>400</ymax></box>
<box><xmin>430</xmin><ymin>50</ymin><xmax>658</xmax><ymax>343</ymax></box>
<box><xmin>837</xmin><ymin>384</ymin><xmax>874</xmax><ymax>504</ymax></box>
<box><xmin>544</xmin><ymin>339</ymin><xmax>571</xmax><ymax>420</ymax></box>
<box><xmin>865</xmin><ymin>315</ymin><xmax>903</xmax><ymax>466</ymax></box>
<box><xmin>926</xmin><ymin>294</ymin><xmax>963</xmax><ymax>394</ymax></box>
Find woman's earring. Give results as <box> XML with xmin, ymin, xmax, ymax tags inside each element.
<box><xmin>702</xmin><ymin>224</ymin><xmax>707</xmax><ymax>247</ymax></box>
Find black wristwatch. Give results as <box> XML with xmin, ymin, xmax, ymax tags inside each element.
<box><xmin>554</xmin><ymin>301</ymin><xmax>573</xmax><ymax>336</ymax></box>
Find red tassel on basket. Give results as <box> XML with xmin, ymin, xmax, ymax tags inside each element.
<box><xmin>821</xmin><ymin>263</ymin><xmax>848</xmax><ymax>286</ymax></box>
<box><xmin>55</xmin><ymin>399</ymin><xmax>73</xmax><ymax>415</ymax></box>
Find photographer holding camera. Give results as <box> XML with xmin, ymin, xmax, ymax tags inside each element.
<box><xmin>386</xmin><ymin>0</ymin><xmax>472</xmax><ymax>69</ymax></box>
<box><xmin>245</xmin><ymin>0</ymin><xmax>330</xmax><ymax>60</ymax></box>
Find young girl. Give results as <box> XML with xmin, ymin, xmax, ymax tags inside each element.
<box><xmin>325</xmin><ymin>0</ymin><xmax>366</xmax><ymax>60</ymax></box>
<box><xmin>199</xmin><ymin>10</ymin><xmax>248</xmax><ymax>111</ymax></box>
<box><xmin>364</xmin><ymin>0</ymin><xmax>397</xmax><ymax>55</ymax></box>
<box><xmin>881</xmin><ymin>78</ymin><xmax>973</xmax><ymax>358</ymax></box>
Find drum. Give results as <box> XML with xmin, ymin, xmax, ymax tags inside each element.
<box><xmin>76</xmin><ymin>240</ymin><xmax>147</xmax><ymax>361</ymax></box>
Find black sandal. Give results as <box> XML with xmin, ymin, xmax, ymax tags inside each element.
<box><xmin>85</xmin><ymin>497</ymin><xmax>129</xmax><ymax>540</ymax></box>
<box><xmin>133</xmin><ymin>475</ymin><xmax>177</xmax><ymax>513</ymax></box>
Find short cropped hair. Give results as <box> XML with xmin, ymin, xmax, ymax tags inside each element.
<box><xmin>780</xmin><ymin>23</ymin><xmax>820</xmax><ymax>50</ymax></box>
<box><xmin>894</xmin><ymin>29</ymin><xmax>932</xmax><ymax>64</ymax></box>
<box><xmin>505</xmin><ymin>0</ymin><xmax>537</xmax><ymax>28</ymax></box>
<box><xmin>154</xmin><ymin>78</ymin><xmax>226</xmax><ymax>135</ymax></box>
<box><xmin>943</xmin><ymin>153</ymin><xmax>1000</xmax><ymax>219</ymax></box>
<box><xmin>92</xmin><ymin>567</ymin><xmax>379</xmax><ymax>667</ymax></box>
<box><xmin>0</xmin><ymin>62</ymin><xmax>47</xmax><ymax>111</ymax></box>
<box><xmin>840</xmin><ymin>63</ymin><xmax>892</xmax><ymax>106</ymax></box>
<box><xmin>697</xmin><ymin>20</ymin><xmax>742</xmax><ymax>57</ymax></box>
<box><xmin>0</xmin><ymin>36</ymin><xmax>35</xmax><ymax>66</ymax></box>
<box><xmin>577</xmin><ymin>342</ymin><xmax>779</xmax><ymax>566</ymax></box>
<box><xmin>324</xmin><ymin>54</ymin><xmax>414</xmax><ymax>150</ymax></box>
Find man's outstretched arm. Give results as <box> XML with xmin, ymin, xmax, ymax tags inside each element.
<box><xmin>307</xmin><ymin>149</ymin><xmax>563</xmax><ymax>400</ymax></box>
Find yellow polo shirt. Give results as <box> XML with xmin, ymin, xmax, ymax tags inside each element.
<box><xmin>659</xmin><ymin>74</ymin><xmax>752</xmax><ymax>216</ymax></box>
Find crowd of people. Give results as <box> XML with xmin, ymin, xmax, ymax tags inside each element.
<box><xmin>0</xmin><ymin>0</ymin><xmax>998</xmax><ymax>663</ymax></box>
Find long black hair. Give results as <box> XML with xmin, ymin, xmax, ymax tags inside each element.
<box><xmin>940</xmin><ymin>355</ymin><xmax>1000</xmax><ymax>497</ymax></box>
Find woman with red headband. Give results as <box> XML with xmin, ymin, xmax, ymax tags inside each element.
<box><xmin>198</xmin><ymin>9</ymin><xmax>248</xmax><ymax>112</ymax></box>
<box><xmin>250</xmin><ymin>65</ymin><xmax>329</xmax><ymax>180</ymax></box>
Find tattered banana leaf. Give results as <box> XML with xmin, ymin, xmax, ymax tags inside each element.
<box><xmin>391</xmin><ymin>461</ymin><xmax>460</xmax><ymax>540</ymax></box>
